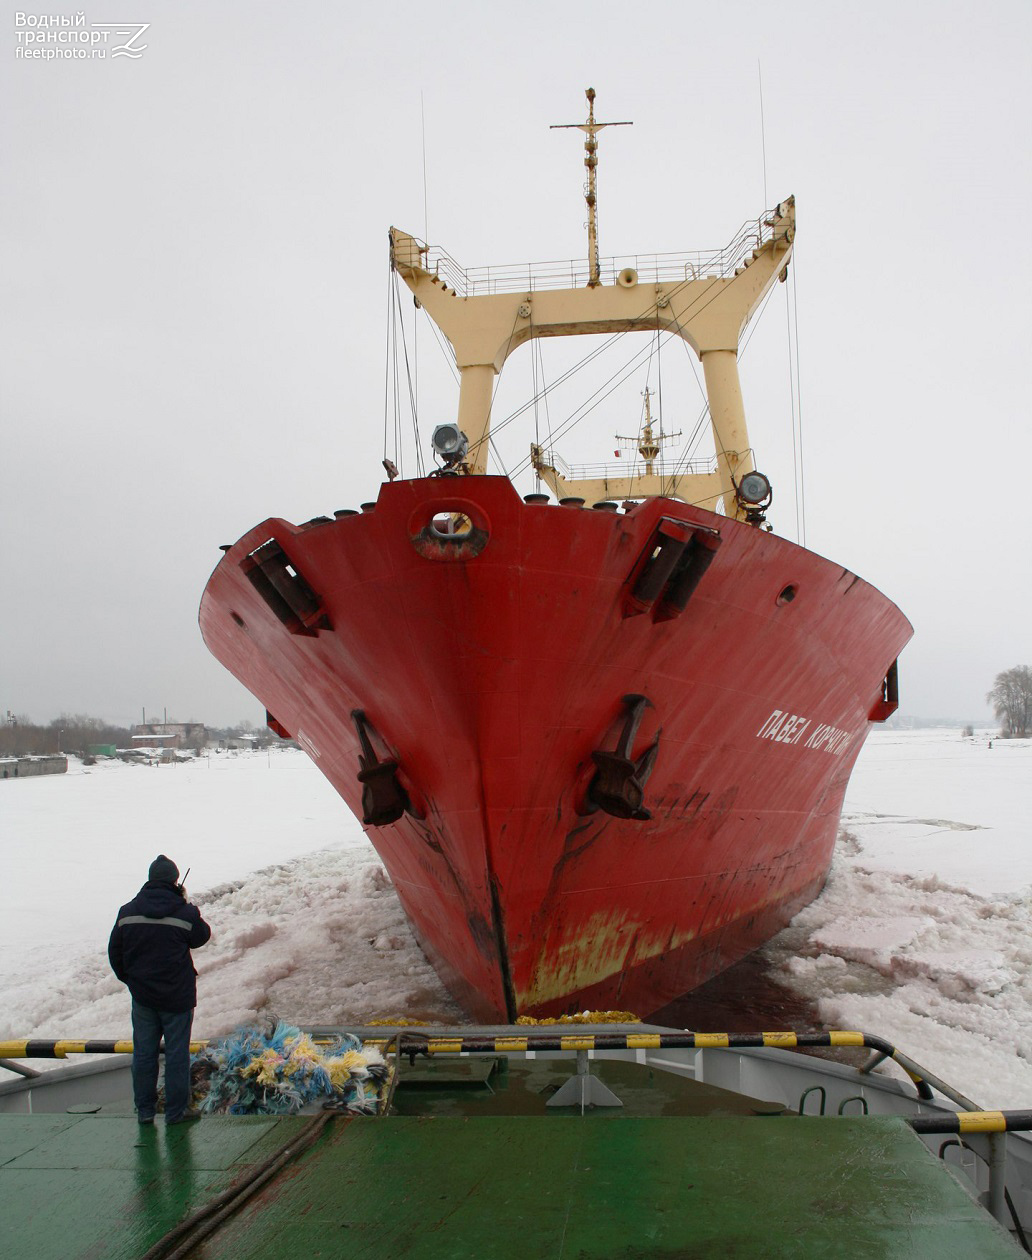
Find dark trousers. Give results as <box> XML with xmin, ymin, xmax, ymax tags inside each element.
<box><xmin>131</xmin><ymin>1001</ymin><xmax>194</xmax><ymax>1120</ymax></box>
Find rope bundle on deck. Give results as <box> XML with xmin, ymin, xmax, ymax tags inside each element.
<box><xmin>191</xmin><ymin>1021</ymin><xmax>389</xmax><ymax>1116</ymax></box>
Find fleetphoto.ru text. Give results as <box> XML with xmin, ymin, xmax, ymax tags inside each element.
<box><xmin>14</xmin><ymin>12</ymin><xmax>148</xmax><ymax>60</ymax></box>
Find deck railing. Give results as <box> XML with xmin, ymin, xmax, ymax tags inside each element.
<box><xmin>539</xmin><ymin>449</ymin><xmax>718</xmax><ymax>482</ymax></box>
<box><xmin>421</xmin><ymin>209</ymin><xmax>787</xmax><ymax>298</ymax></box>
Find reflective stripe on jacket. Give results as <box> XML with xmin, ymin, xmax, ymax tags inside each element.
<box><xmin>108</xmin><ymin>880</ymin><xmax>211</xmax><ymax>1012</ymax></box>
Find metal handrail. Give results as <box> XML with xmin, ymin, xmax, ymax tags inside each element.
<box><xmin>799</xmin><ymin>1085</ymin><xmax>826</xmax><ymax>1116</ymax></box>
<box><xmin>0</xmin><ymin>1027</ymin><xmax>995</xmax><ymax>1115</ymax></box>
<box><xmin>420</xmin><ymin>209</ymin><xmax>785</xmax><ymax>297</ymax></box>
<box><xmin>540</xmin><ymin>449</ymin><xmax>718</xmax><ymax>481</ymax></box>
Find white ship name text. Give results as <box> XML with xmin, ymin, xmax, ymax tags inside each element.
<box><xmin>756</xmin><ymin>709</ymin><xmax>852</xmax><ymax>756</ymax></box>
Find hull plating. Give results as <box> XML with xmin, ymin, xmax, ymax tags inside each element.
<box><xmin>200</xmin><ymin>477</ymin><xmax>911</xmax><ymax>1019</ymax></box>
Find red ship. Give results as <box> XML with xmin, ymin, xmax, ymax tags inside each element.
<box><xmin>200</xmin><ymin>93</ymin><xmax>911</xmax><ymax>1021</ymax></box>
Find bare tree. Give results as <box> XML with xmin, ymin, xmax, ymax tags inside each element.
<box><xmin>987</xmin><ymin>665</ymin><xmax>1032</xmax><ymax>739</ymax></box>
<box><xmin>0</xmin><ymin>714</ymin><xmax>132</xmax><ymax>757</ymax></box>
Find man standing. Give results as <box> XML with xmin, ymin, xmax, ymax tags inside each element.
<box><xmin>108</xmin><ymin>855</ymin><xmax>211</xmax><ymax>1124</ymax></box>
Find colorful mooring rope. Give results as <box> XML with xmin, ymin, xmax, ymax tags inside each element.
<box><xmin>184</xmin><ymin>1021</ymin><xmax>389</xmax><ymax>1116</ymax></box>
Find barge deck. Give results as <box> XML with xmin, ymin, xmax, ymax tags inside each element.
<box><xmin>1</xmin><ymin>1053</ymin><xmax>1019</xmax><ymax>1258</ymax></box>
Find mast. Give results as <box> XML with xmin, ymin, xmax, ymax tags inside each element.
<box><xmin>551</xmin><ymin>88</ymin><xmax>632</xmax><ymax>288</ymax></box>
<box><xmin>616</xmin><ymin>388</ymin><xmax>680</xmax><ymax>478</ymax></box>
<box><xmin>389</xmin><ymin>92</ymin><xmax>794</xmax><ymax>518</ymax></box>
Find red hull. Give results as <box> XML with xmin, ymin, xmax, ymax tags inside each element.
<box><xmin>200</xmin><ymin>477</ymin><xmax>911</xmax><ymax>1020</ymax></box>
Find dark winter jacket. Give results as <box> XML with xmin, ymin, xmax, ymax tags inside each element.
<box><xmin>108</xmin><ymin>880</ymin><xmax>211</xmax><ymax>1012</ymax></box>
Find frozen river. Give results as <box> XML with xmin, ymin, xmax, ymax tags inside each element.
<box><xmin>1</xmin><ymin>728</ymin><xmax>1029</xmax><ymax>1105</ymax></box>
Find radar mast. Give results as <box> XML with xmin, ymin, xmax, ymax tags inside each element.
<box><xmin>550</xmin><ymin>88</ymin><xmax>632</xmax><ymax>287</ymax></box>
<box><xmin>616</xmin><ymin>388</ymin><xmax>681</xmax><ymax>478</ymax></box>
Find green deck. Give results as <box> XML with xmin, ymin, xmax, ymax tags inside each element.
<box><xmin>0</xmin><ymin>1059</ymin><xmax>1019</xmax><ymax>1258</ymax></box>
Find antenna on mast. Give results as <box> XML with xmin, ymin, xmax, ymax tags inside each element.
<box><xmin>551</xmin><ymin>88</ymin><xmax>632</xmax><ymax>287</ymax></box>
<box><xmin>616</xmin><ymin>388</ymin><xmax>681</xmax><ymax>476</ymax></box>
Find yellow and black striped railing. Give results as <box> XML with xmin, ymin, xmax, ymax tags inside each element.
<box><xmin>363</xmin><ymin>1030</ymin><xmax>938</xmax><ymax>1100</ymax></box>
<box><xmin>0</xmin><ymin>1029</ymin><xmax>926</xmax><ymax>1061</ymax></box>
<box><xmin>911</xmin><ymin>1110</ymin><xmax>1032</xmax><ymax>1135</ymax></box>
<box><xmin>3</xmin><ymin>1032</ymin><xmax>1028</xmax><ymax>1136</ymax></box>
<box><xmin>6</xmin><ymin>1031</ymin><xmax>1030</xmax><ymax>1143</ymax></box>
<box><xmin>375</xmin><ymin>1030</ymin><xmax>873</xmax><ymax>1053</ymax></box>
<box><xmin>0</xmin><ymin>1039</ymin><xmax>210</xmax><ymax>1059</ymax></box>
<box><xmin>0</xmin><ymin>1029</ymin><xmax>983</xmax><ymax>1110</ymax></box>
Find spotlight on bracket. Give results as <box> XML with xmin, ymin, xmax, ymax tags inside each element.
<box><xmin>736</xmin><ymin>470</ymin><xmax>773</xmax><ymax>525</ymax></box>
<box><xmin>737</xmin><ymin>471</ymin><xmax>772</xmax><ymax>504</ymax></box>
<box><xmin>431</xmin><ymin>423</ymin><xmax>469</xmax><ymax>467</ymax></box>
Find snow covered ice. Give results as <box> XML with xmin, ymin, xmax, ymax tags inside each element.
<box><xmin>1</xmin><ymin>730</ymin><xmax>1030</xmax><ymax>1106</ymax></box>
<box><xmin>765</xmin><ymin>728</ymin><xmax>1032</xmax><ymax>1104</ymax></box>
<box><xmin>0</xmin><ymin>749</ymin><xmax>463</xmax><ymax>1046</ymax></box>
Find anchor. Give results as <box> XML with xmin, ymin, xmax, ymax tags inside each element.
<box><xmin>351</xmin><ymin>710</ymin><xmax>411</xmax><ymax>826</ymax></box>
<box><xmin>586</xmin><ymin>694</ymin><xmax>660</xmax><ymax>821</ymax></box>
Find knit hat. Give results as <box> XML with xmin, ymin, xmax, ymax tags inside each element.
<box><xmin>148</xmin><ymin>854</ymin><xmax>179</xmax><ymax>883</ymax></box>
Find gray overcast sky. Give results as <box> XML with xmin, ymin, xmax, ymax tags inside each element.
<box><xmin>3</xmin><ymin>0</ymin><xmax>1029</xmax><ymax>727</ymax></box>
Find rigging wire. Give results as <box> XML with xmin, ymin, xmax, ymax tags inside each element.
<box><xmin>513</xmin><ymin>366</ymin><xmax>658</xmax><ymax>480</ymax></box>
<box><xmin>392</xmin><ymin>272</ymin><xmax>425</xmax><ymax>477</ymax></box>
<box><xmin>464</xmin><ymin>309</ymin><xmax>523</xmax><ymax>473</ymax></box>
<box><xmin>386</xmin><ymin>267</ymin><xmax>404</xmax><ymax>476</ymax></box>
<box><xmin>413</xmin><ymin>286</ymin><xmax>418</xmax><ymax>447</ymax></box>
<box><xmin>383</xmin><ymin>259</ymin><xmax>393</xmax><ymax>469</ymax></box>
<box><xmin>623</xmin><ymin>330</ymin><xmax>665</xmax><ymax>479</ymax></box>
<box><xmin>489</xmin><ymin>323</ymin><xmax>644</xmax><ymax>450</ymax></box>
<box><xmin>394</xmin><ymin>280</ymin><xmax>404</xmax><ymax>474</ymax></box>
<box><xmin>420</xmin><ymin>90</ymin><xmax>429</xmax><ymax>244</ymax></box>
<box><xmin>642</xmin><ymin>331</ymin><xmax>658</xmax><ymax>433</ymax></box>
<box><xmin>792</xmin><ymin>258</ymin><xmax>807</xmax><ymax>546</ymax></box>
<box><xmin>507</xmin><ymin>267</ymin><xmax>774</xmax><ymax>491</ymax></box>
<box><xmin>508</xmin><ymin>335</ymin><xmax>661</xmax><ymax>478</ymax></box>
<box><xmin>485</xmin><ymin>265</ymin><xmax>728</xmax><ymax>452</ymax></box>
<box><xmin>617</xmin><ymin>334</ymin><xmax>655</xmax><ymax>476</ymax></box>
<box><xmin>422</xmin><ymin>307</ymin><xmax>460</xmax><ymax>385</ymax></box>
<box><xmin>758</xmin><ymin>60</ymin><xmax>769</xmax><ymax>211</ymax></box>
<box><xmin>660</xmin><ymin>307</ymin><xmax>725</xmax><ymax>495</ymax></box>
<box><xmin>658</xmin><ymin>280</ymin><xmax>780</xmax><ymax>499</ymax></box>
<box><xmin>488</xmin><ymin>434</ymin><xmax>510</xmax><ymax>478</ymax></box>
<box><xmin>487</xmin><ymin>253</ymin><xmax>746</xmax><ymax>464</ymax></box>
<box><xmin>501</xmin><ymin>259</ymin><xmax>782</xmax><ymax>499</ymax></box>
<box><xmin>786</xmin><ymin>278</ymin><xmax>800</xmax><ymax>542</ymax></box>
<box><xmin>397</xmin><ymin>294</ymin><xmax>404</xmax><ymax>473</ymax></box>
<box><xmin>531</xmin><ymin>319</ymin><xmax>541</xmax><ymax>491</ymax></box>
<box><xmin>656</xmin><ymin>330</ymin><xmax>664</xmax><ymax>477</ymax></box>
<box><xmin>535</xmin><ymin>335</ymin><xmax>553</xmax><ymax>492</ymax></box>
<box><xmin>538</xmin><ymin>337</ymin><xmax>554</xmax><ymax>452</ymax></box>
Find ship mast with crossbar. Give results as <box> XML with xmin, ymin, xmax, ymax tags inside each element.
<box><xmin>388</xmin><ymin>89</ymin><xmax>794</xmax><ymax>521</ymax></box>
<box><xmin>549</xmin><ymin>86</ymin><xmax>632</xmax><ymax>288</ymax></box>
